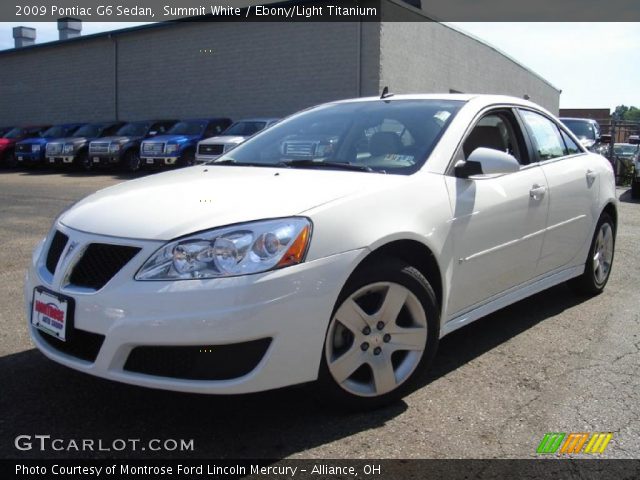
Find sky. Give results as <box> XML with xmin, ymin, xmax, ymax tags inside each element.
<box><xmin>1</xmin><ymin>21</ymin><xmax>638</xmax><ymax>110</ymax></box>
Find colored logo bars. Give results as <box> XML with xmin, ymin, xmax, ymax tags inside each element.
<box><xmin>537</xmin><ymin>432</ymin><xmax>613</xmax><ymax>454</ymax></box>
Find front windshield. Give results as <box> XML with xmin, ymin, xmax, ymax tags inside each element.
<box><xmin>223</xmin><ymin>121</ymin><xmax>267</xmax><ymax>136</ymax></box>
<box><xmin>167</xmin><ymin>121</ymin><xmax>206</xmax><ymax>136</ymax></box>
<box><xmin>614</xmin><ymin>144</ymin><xmax>638</xmax><ymax>155</ymax></box>
<box><xmin>74</xmin><ymin>125</ymin><xmax>101</xmax><ymax>137</ymax></box>
<box><xmin>43</xmin><ymin>125</ymin><xmax>73</xmax><ymax>138</ymax></box>
<box><xmin>562</xmin><ymin>120</ymin><xmax>596</xmax><ymax>140</ymax></box>
<box><xmin>215</xmin><ymin>100</ymin><xmax>464</xmax><ymax>174</ymax></box>
<box><xmin>4</xmin><ymin>127</ymin><xmax>26</xmax><ymax>139</ymax></box>
<box><xmin>117</xmin><ymin>122</ymin><xmax>150</xmax><ymax>137</ymax></box>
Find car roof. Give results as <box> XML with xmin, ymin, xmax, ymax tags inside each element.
<box><xmin>559</xmin><ymin>117</ymin><xmax>599</xmax><ymax>123</ymax></box>
<box><xmin>330</xmin><ymin>93</ymin><xmax>550</xmax><ymax>111</ymax></box>
<box><xmin>232</xmin><ymin>118</ymin><xmax>279</xmax><ymax>123</ymax></box>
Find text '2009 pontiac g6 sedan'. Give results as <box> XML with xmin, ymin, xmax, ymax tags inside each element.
<box><xmin>25</xmin><ymin>94</ymin><xmax>617</xmax><ymax>409</ymax></box>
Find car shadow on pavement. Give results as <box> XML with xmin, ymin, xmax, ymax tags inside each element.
<box><xmin>0</xmin><ymin>285</ymin><xmax>588</xmax><ymax>460</ymax></box>
<box><xmin>13</xmin><ymin>168</ymin><xmax>146</xmax><ymax>181</ymax></box>
<box><xmin>618</xmin><ymin>188</ymin><xmax>639</xmax><ymax>204</ymax></box>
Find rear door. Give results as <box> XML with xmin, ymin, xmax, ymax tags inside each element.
<box><xmin>518</xmin><ymin>109</ymin><xmax>597</xmax><ymax>275</ymax></box>
<box><xmin>445</xmin><ymin>108</ymin><xmax>550</xmax><ymax>317</ymax></box>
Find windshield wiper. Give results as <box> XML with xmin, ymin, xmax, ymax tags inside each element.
<box><xmin>281</xmin><ymin>159</ymin><xmax>376</xmax><ymax>173</ymax></box>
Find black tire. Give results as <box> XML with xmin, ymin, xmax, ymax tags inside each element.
<box><xmin>568</xmin><ymin>212</ymin><xmax>616</xmax><ymax>296</ymax></box>
<box><xmin>123</xmin><ymin>149</ymin><xmax>141</xmax><ymax>173</ymax></box>
<box><xmin>3</xmin><ymin>149</ymin><xmax>16</xmax><ymax>168</ymax></box>
<box><xmin>177</xmin><ymin>149</ymin><xmax>195</xmax><ymax>168</ymax></box>
<box><xmin>632</xmin><ymin>180</ymin><xmax>640</xmax><ymax>200</ymax></box>
<box><xmin>78</xmin><ymin>150</ymin><xmax>92</xmax><ymax>172</ymax></box>
<box><xmin>317</xmin><ymin>257</ymin><xmax>440</xmax><ymax>410</ymax></box>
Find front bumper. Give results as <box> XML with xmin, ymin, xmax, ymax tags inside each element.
<box><xmin>47</xmin><ymin>156</ymin><xmax>76</xmax><ymax>165</ymax></box>
<box><xmin>141</xmin><ymin>156</ymin><xmax>179</xmax><ymax>166</ymax></box>
<box><xmin>16</xmin><ymin>151</ymin><xmax>44</xmax><ymax>164</ymax></box>
<box><xmin>25</xmin><ymin>223</ymin><xmax>363</xmax><ymax>394</ymax></box>
<box><xmin>89</xmin><ymin>154</ymin><xmax>122</xmax><ymax>166</ymax></box>
<box><xmin>195</xmin><ymin>154</ymin><xmax>221</xmax><ymax>164</ymax></box>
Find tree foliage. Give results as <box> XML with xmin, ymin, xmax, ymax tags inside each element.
<box><xmin>614</xmin><ymin>105</ymin><xmax>640</xmax><ymax>122</ymax></box>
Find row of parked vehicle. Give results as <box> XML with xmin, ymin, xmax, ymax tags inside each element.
<box><xmin>0</xmin><ymin>117</ymin><xmax>279</xmax><ymax>172</ymax></box>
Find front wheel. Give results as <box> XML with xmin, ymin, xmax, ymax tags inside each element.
<box><xmin>124</xmin><ymin>150</ymin><xmax>141</xmax><ymax>173</ymax></box>
<box><xmin>568</xmin><ymin>213</ymin><xmax>615</xmax><ymax>296</ymax></box>
<box><xmin>318</xmin><ymin>258</ymin><xmax>440</xmax><ymax>410</ymax></box>
<box><xmin>78</xmin><ymin>151</ymin><xmax>92</xmax><ymax>172</ymax></box>
<box><xmin>177</xmin><ymin>149</ymin><xmax>195</xmax><ymax>168</ymax></box>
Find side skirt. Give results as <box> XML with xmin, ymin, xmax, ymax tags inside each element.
<box><xmin>440</xmin><ymin>265</ymin><xmax>584</xmax><ymax>338</ymax></box>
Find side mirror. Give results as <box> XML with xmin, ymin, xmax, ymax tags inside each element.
<box><xmin>455</xmin><ymin>147</ymin><xmax>520</xmax><ymax>178</ymax></box>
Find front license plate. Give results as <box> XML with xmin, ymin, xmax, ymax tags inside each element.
<box><xmin>31</xmin><ymin>287</ymin><xmax>71</xmax><ymax>341</ymax></box>
<box><xmin>17</xmin><ymin>156</ymin><xmax>23</xmax><ymax>161</ymax></box>
<box><xmin>93</xmin><ymin>157</ymin><xmax>100</xmax><ymax>163</ymax></box>
<box><xmin>145</xmin><ymin>158</ymin><xmax>154</xmax><ymax>164</ymax></box>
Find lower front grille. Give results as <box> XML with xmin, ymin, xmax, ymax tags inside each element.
<box><xmin>45</xmin><ymin>231</ymin><xmax>68</xmax><ymax>274</ymax></box>
<box><xmin>70</xmin><ymin>243</ymin><xmax>140</xmax><ymax>290</ymax></box>
<box><xmin>36</xmin><ymin>328</ymin><xmax>105</xmax><ymax>362</ymax></box>
<box><xmin>123</xmin><ymin>338</ymin><xmax>273</xmax><ymax>380</ymax></box>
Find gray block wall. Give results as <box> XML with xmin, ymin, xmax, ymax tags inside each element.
<box><xmin>0</xmin><ymin>22</ymin><xmax>368</xmax><ymax>126</ymax></box>
<box><xmin>0</xmin><ymin>15</ymin><xmax>559</xmax><ymax>126</ymax></box>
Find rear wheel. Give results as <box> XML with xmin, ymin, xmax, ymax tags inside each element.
<box><xmin>318</xmin><ymin>258</ymin><xmax>439</xmax><ymax>410</ymax></box>
<box><xmin>568</xmin><ymin>213</ymin><xmax>615</xmax><ymax>296</ymax></box>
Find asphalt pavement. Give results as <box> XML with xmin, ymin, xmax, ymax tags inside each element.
<box><xmin>0</xmin><ymin>168</ymin><xmax>638</xmax><ymax>459</ymax></box>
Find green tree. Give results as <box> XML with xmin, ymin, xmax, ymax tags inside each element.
<box><xmin>614</xmin><ymin>105</ymin><xmax>640</xmax><ymax>121</ymax></box>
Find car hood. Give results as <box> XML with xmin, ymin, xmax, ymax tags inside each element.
<box><xmin>49</xmin><ymin>136</ymin><xmax>93</xmax><ymax>144</ymax></box>
<box><xmin>60</xmin><ymin>166</ymin><xmax>403</xmax><ymax>240</ymax></box>
<box><xmin>145</xmin><ymin>134</ymin><xmax>199</xmax><ymax>143</ymax></box>
<box><xmin>200</xmin><ymin>135</ymin><xmax>247</xmax><ymax>145</ymax></box>
<box><xmin>18</xmin><ymin>137</ymin><xmax>47</xmax><ymax>146</ymax></box>
<box><xmin>95</xmin><ymin>136</ymin><xmax>141</xmax><ymax>144</ymax></box>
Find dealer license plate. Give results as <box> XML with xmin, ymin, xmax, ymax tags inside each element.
<box><xmin>31</xmin><ymin>287</ymin><xmax>71</xmax><ymax>341</ymax></box>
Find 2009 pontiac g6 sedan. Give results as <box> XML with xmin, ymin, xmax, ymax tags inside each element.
<box><xmin>26</xmin><ymin>94</ymin><xmax>617</xmax><ymax>409</ymax></box>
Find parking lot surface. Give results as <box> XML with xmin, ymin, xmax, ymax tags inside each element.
<box><xmin>0</xmin><ymin>169</ymin><xmax>639</xmax><ymax>459</ymax></box>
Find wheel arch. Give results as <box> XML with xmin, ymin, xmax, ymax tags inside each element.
<box><xmin>602</xmin><ymin>201</ymin><xmax>618</xmax><ymax>232</ymax></box>
<box><xmin>349</xmin><ymin>239</ymin><xmax>444</xmax><ymax>314</ymax></box>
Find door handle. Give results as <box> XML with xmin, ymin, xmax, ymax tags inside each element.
<box><xmin>529</xmin><ymin>184</ymin><xmax>547</xmax><ymax>199</ymax></box>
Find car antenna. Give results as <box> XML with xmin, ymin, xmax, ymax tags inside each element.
<box><xmin>380</xmin><ymin>86</ymin><xmax>394</xmax><ymax>99</ymax></box>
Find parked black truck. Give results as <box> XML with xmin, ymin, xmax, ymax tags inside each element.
<box><xmin>45</xmin><ymin>122</ymin><xmax>125</xmax><ymax>169</ymax></box>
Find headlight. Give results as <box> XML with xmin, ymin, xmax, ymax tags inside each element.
<box><xmin>32</xmin><ymin>144</ymin><xmax>41</xmax><ymax>152</ymax></box>
<box><xmin>136</xmin><ymin>218</ymin><xmax>312</xmax><ymax>280</ymax></box>
<box><xmin>63</xmin><ymin>144</ymin><xmax>75</xmax><ymax>153</ymax></box>
<box><xmin>109</xmin><ymin>143</ymin><xmax>121</xmax><ymax>153</ymax></box>
<box><xmin>165</xmin><ymin>144</ymin><xmax>179</xmax><ymax>154</ymax></box>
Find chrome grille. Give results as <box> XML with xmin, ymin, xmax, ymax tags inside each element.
<box><xmin>142</xmin><ymin>142</ymin><xmax>165</xmax><ymax>155</ymax></box>
<box><xmin>90</xmin><ymin>142</ymin><xmax>110</xmax><ymax>154</ymax></box>
<box><xmin>284</xmin><ymin>141</ymin><xmax>316</xmax><ymax>157</ymax></box>
<box><xmin>46</xmin><ymin>143</ymin><xmax>63</xmax><ymax>155</ymax></box>
<box><xmin>198</xmin><ymin>144</ymin><xmax>224</xmax><ymax>156</ymax></box>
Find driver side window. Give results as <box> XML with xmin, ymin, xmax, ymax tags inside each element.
<box><xmin>462</xmin><ymin>111</ymin><xmax>526</xmax><ymax>164</ymax></box>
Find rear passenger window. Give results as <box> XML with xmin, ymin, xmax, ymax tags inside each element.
<box><xmin>520</xmin><ymin>110</ymin><xmax>566</xmax><ymax>161</ymax></box>
<box><xmin>560</xmin><ymin>130</ymin><xmax>581</xmax><ymax>155</ymax></box>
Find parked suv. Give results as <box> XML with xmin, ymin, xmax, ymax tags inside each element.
<box><xmin>196</xmin><ymin>118</ymin><xmax>279</xmax><ymax>163</ymax></box>
<box><xmin>15</xmin><ymin>124</ymin><xmax>83</xmax><ymax>167</ymax></box>
<box><xmin>140</xmin><ymin>118</ymin><xmax>231</xmax><ymax>168</ymax></box>
<box><xmin>0</xmin><ymin>125</ymin><xmax>50</xmax><ymax>167</ymax></box>
<box><xmin>88</xmin><ymin>120</ymin><xmax>177</xmax><ymax>172</ymax></box>
<box><xmin>560</xmin><ymin>117</ymin><xmax>602</xmax><ymax>151</ymax></box>
<box><xmin>46</xmin><ymin>122</ymin><xmax>125</xmax><ymax>169</ymax></box>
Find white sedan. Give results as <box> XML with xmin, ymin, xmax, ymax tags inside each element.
<box><xmin>25</xmin><ymin>94</ymin><xmax>617</xmax><ymax>409</ymax></box>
